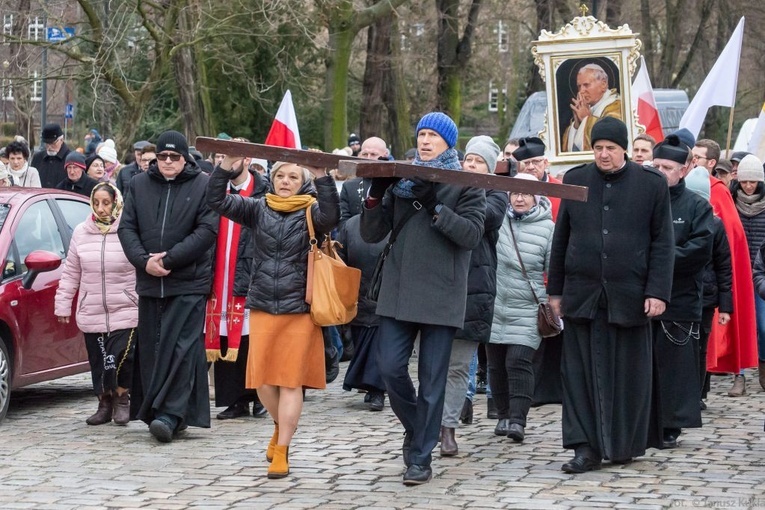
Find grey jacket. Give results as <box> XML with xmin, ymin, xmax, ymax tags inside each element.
<box><xmin>360</xmin><ymin>182</ymin><xmax>486</xmax><ymax>329</ymax></box>
<box><xmin>490</xmin><ymin>198</ymin><xmax>554</xmax><ymax>349</ymax></box>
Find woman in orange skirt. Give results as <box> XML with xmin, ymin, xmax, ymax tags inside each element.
<box><xmin>207</xmin><ymin>158</ymin><xmax>339</xmax><ymax>478</ymax></box>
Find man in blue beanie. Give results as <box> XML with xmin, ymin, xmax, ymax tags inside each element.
<box><xmin>361</xmin><ymin>111</ymin><xmax>485</xmax><ymax>485</ymax></box>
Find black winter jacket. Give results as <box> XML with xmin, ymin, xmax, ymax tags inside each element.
<box><xmin>115</xmin><ymin>162</ymin><xmax>141</xmax><ymax>196</ymax></box>
<box><xmin>118</xmin><ymin>161</ymin><xmax>218</xmax><ymax>298</ymax></box>
<box><xmin>206</xmin><ymin>169</ymin><xmax>340</xmax><ymax>315</ymax></box>
<box><xmin>32</xmin><ymin>143</ymin><xmax>71</xmax><ymax>189</ymax></box>
<box><xmin>56</xmin><ymin>173</ymin><xmax>99</xmax><ymax>198</ymax></box>
<box><xmin>731</xmin><ymin>183</ymin><xmax>765</xmax><ymax>267</ymax></box>
<box><xmin>702</xmin><ymin>216</ymin><xmax>733</xmax><ymax>312</ymax></box>
<box><xmin>339</xmin><ymin>177</ymin><xmax>371</xmax><ymax>228</ymax></box>
<box><xmin>657</xmin><ymin>179</ymin><xmax>713</xmax><ymax>322</ymax></box>
<box><xmin>455</xmin><ymin>189</ymin><xmax>508</xmax><ymax>343</ymax></box>
<box><xmin>548</xmin><ymin>161</ymin><xmax>675</xmax><ymax>326</ymax></box>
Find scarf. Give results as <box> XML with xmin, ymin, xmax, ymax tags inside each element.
<box><xmin>735</xmin><ymin>189</ymin><xmax>765</xmax><ymax>218</ymax></box>
<box><xmin>90</xmin><ymin>183</ymin><xmax>124</xmax><ymax>234</ymax></box>
<box><xmin>393</xmin><ymin>148</ymin><xmax>461</xmax><ymax>198</ymax></box>
<box><xmin>9</xmin><ymin>163</ymin><xmax>30</xmax><ymax>186</ymax></box>
<box><xmin>205</xmin><ymin>176</ymin><xmax>257</xmax><ymax>362</ymax></box>
<box><xmin>265</xmin><ymin>193</ymin><xmax>316</xmax><ymax>212</ymax></box>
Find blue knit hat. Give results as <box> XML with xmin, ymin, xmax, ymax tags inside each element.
<box><xmin>416</xmin><ymin>112</ymin><xmax>458</xmax><ymax>148</ymax></box>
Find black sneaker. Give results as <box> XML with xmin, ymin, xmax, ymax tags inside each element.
<box><xmin>216</xmin><ymin>402</ymin><xmax>249</xmax><ymax>420</ymax></box>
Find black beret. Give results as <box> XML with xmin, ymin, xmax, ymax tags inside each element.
<box><xmin>653</xmin><ymin>134</ymin><xmax>690</xmax><ymax>165</ymax></box>
<box><xmin>512</xmin><ymin>137</ymin><xmax>546</xmax><ymax>161</ymax></box>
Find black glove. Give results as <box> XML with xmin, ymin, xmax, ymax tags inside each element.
<box><xmin>368</xmin><ymin>177</ymin><xmax>400</xmax><ymax>199</ymax></box>
<box><xmin>410</xmin><ymin>177</ymin><xmax>439</xmax><ymax>215</ymax></box>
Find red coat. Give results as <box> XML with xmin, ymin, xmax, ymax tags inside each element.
<box><xmin>547</xmin><ymin>174</ymin><xmax>561</xmax><ymax>222</ymax></box>
<box><xmin>707</xmin><ymin>176</ymin><xmax>758</xmax><ymax>373</ymax></box>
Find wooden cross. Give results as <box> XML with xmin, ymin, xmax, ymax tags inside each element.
<box><xmin>195</xmin><ymin>137</ymin><xmax>588</xmax><ymax>202</ymax></box>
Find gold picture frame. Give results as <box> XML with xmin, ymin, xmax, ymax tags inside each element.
<box><xmin>531</xmin><ymin>12</ymin><xmax>642</xmax><ymax>171</ymax></box>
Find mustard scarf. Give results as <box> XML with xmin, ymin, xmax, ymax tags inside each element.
<box><xmin>265</xmin><ymin>193</ymin><xmax>316</xmax><ymax>212</ymax></box>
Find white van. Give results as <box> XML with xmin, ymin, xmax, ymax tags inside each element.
<box><xmin>508</xmin><ymin>89</ymin><xmax>690</xmax><ymax>140</ymax></box>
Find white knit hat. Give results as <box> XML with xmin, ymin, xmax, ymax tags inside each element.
<box><xmin>97</xmin><ymin>139</ymin><xmax>119</xmax><ymax>164</ymax></box>
<box><xmin>737</xmin><ymin>154</ymin><xmax>764</xmax><ymax>183</ymax></box>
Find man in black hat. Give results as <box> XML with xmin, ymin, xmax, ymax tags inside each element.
<box><xmin>651</xmin><ymin>135</ymin><xmax>713</xmax><ymax>449</ymax></box>
<box><xmin>32</xmin><ymin>123</ymin><xmax>71</xmax><ymax>188</ymax></box>
<box><xmin>116</xmin><ymin>140</ymin><xmax>151</xmax><ymax>195</ymax></box>
<box><xmin>348</xmin><ymin>133</ymin><xmax>362</xmax><ymax>156</ymax></box>
<box><xmin>512</xmin><ymin>137</ymin><xmax>561</xmax><ymax>221</ymax></box>
<box><xmin>118</xmin><ymin>130</ymin><xmax>218</xmax><ymax>443</ymax></box>
<box><xmin>548</xmin><ymin>116</ymin><xmax>675</xmax><ymax>472</ymax></box>
<box><xmin>55</xmin><ymin>152</ymin><xmax>98</xmax><ymax>197</ymax></box>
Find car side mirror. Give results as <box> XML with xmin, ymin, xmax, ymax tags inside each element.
<box><xmin>22</xmin><ymin>250</ymin><xmax>62</xmax><ymax>290</ymax></box>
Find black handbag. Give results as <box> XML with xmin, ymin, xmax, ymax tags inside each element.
<box><xmin>508</xmin><ymin>222</ymin><xmax>562</xmax><ymax>338</ymax></box>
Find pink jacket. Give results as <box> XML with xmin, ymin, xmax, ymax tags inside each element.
<box><xmin>55</xmin><ymin>215</ymin><xmax>138</xmax><ymax>333</ymax></box>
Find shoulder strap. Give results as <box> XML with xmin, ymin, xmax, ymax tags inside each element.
<box><xmin>388</xmin><ymin>204</ymin><xmax>419</xmax><ymax>246</ymax></box>
<box><xmin>507</xmin><ymin>219</ymin><xmax>540</xmax><ymax>305</ymax></box>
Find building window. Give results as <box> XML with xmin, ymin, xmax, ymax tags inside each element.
<box><xmin>488</xmin><ymin>81</ymin><xmax>507</xmax><ymax>113</ymax></box>
<box><xmin>3</xmin><ymin>14</ymin><xmax>13</xmax><ymax>36</ymax></box>
<box><xmin>28</xmin><ymin>16</ymin><xmax>44</xmax><ymax>41</ymax></box>
<box><xmin>31</xmin><ymin>70</ymin><xmax>42</xmax><ymax>102</ymax></box>
<box><xmin>1</xmin><ymin>80</ymin><xmax>12</xmax><ymax>101</ymax></box>
<box><xmin>495</xmin><ymin>21</ymin><xmax>508</xmax><ymax>53</ymax></box>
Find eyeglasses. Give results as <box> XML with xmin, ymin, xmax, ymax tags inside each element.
<box><xmin>157</xmin><ymin>152</ymin><xmax>183</xmax><ymax>162</ymax></box>
<box><xmin>692</xmin><ymin>155</ymin><xmax>708</xmax><ymax>162</ymax></box>
<box><xmin>510</xmin><ymin>192</ymin><xmax>534</xmax><ymax>199</ymax></box>
<box><xmin>521</xmin><ymin>158</ymin><xmax>546</xmax><ymax>167</ymax></box>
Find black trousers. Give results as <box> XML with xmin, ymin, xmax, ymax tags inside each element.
<box><xmin>213</xmin><ymin>334</ymin><xmax>257</xmax><ymax>408</ymax></box>
<box><xmin>699</xmin><ymin>307</ymin><xmax>715</xmax><ymax>399</ymax></box>
<box><xmin>486</xmin><ymin>343</ymin><xmax>536</xmax><ymax>426</ymax></box>
<box><xmin>84</xmin><ymin>328</ymin><xmax>136</xmax><ymax>395</ymax></box>
<box><xmin>376</xmin><ymin>316</ymin><xmax>455</xmax><ymax>467</ymax></box>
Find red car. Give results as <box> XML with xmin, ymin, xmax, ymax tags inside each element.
<box><xmin>0</xmin><ymin>188</ymin><xmax>93</xmax><ymax>422</ymax></box>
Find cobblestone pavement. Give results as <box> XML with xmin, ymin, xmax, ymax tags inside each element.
<box><xmin>1</xmin><ymin>365</ymin><xmax>764</xmax><ymax>510</ymax></box>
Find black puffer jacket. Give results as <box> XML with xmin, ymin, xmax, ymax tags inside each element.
<box><xmin>118</xmin><ymin>161</ymin><xmax>219</xmax><ymax>298</ymax></box>
<box><xmin>732</xmin><ymin>183</ymin><xmax>765</xmax><ymax>267</ymax></box>
<box><xmin>207</xmin><ymin>169</ymin><xmax>339</xmax><ymax>315</ymax></box>
<box><xmin>454</xmin><ymin>189</ymin><xmax>508</xmax><ymax>343</ymax></box>
<box><xmin>702</xmin><ymin>216</ymin><xmax>733</xmax><ymax>312</ymax></box>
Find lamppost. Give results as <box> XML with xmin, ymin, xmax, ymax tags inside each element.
<box><xmin>2</xmin><ymin>60</ymin><xmax>8</xmax><ymax>124</ymax></box>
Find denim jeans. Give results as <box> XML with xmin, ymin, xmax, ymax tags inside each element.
<box><xmin>754</xmin><ymin>291</ymin><xmax>765</xmax><ymax>361</ymax></box>
<box><xmin>466</xmin><ymin>350</ymin><xmax>491</xmax><ymax>401</ymax></box>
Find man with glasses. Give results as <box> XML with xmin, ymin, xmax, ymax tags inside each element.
<box><xmin>119</xmin><ymin>130</ymin><xmax>218</xmax><ymax>443</ymax></box>
<box><xmin>339</xmin><ymin>136</ymin><xmax>390</xmax><ymax>228</ymax></box>
<box><xmin>512</xmin><ymin>137</ymin><xmax>561</xmax><ymax>221</ymax></box>
<box><xmin>31</xmin><ymin>123</ymin><xmax>71</xmax><ymax>188</ymax></box>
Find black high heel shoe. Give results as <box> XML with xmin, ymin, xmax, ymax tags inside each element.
<box><xmin>459</xmin><ymin>398</ymin><xmax>473</xmax><ymax>425</ymax></box>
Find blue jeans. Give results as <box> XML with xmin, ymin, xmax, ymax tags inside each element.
<box><xmin>466</xmin><ymin>350</ymin><xmax>491</xmax><ymax>400</ymax></box>
<box><xmin>754</xmin><ymin>291</ymin><xmax>765</xmax><ymax>361</ymax></box>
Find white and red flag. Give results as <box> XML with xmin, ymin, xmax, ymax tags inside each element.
<box><xmin>264</xmin><ymin>90</ymin><xmax>302</xmax><ymax>149</ymax></box>
<box><xmin>679</xmin><ymin>17</ymin><xmax>745</xmax><ymax>138</ymax></box>
<box><xmin>632</xmin><ymin>56</ymin><xmax>664</xmax><ymax>143</ymax></box>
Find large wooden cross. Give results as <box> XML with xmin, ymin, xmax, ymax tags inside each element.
<box><xmin>195</xmin><ymin>137</ymin><xmax>588</xmax><ymax>202</ymax></box>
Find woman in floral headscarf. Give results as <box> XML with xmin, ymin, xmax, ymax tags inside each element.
<box><xmin>55</xmin><ymin>182</ymin><xmax>138</xmax><ymax>427</ymax></box>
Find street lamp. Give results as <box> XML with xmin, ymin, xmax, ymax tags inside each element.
<box><xmin>2</xmin><ymin>60</ymin><xmax>8</xmax><ymax>124</ymax></box>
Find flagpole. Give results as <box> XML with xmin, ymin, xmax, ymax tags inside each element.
<box><xmin>726</xmin><ymin>105</ymin><xmax>736</xmax><ymax>155</ymax></box>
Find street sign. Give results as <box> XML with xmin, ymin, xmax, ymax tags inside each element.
<box><xmin>64</xmin><ymin>103</ymin><xmax>74</xmax><ymax>119</ymax></box>
<box><xmin>46</xmin><ymin>27</ymin><xmax>75</xmax><ymax>43</ymax></box>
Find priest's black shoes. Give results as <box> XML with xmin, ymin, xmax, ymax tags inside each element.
<box><xmin>561</xmin><ymin>454</ymin><xmax>602</xmax><ymax>473</ymax></box>
<box><xmin>216</xmin><ymin>402</ymin><xmax>249</xmax><ymax>420</ymax></box>
<box><xmin>494</xmin><ymin>418</ymin><xmax>511</xmax><ymax>436</ymax></box>
<box><xmin>403</xmin><ymin>464</ymin><xmax>432</xmax><ymax>485</ymax></box>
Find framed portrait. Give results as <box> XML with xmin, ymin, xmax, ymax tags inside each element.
<box><xmin>531</xmin><ymin>13</ymin><xmax>642</xmax><ymax>171</ymax></box>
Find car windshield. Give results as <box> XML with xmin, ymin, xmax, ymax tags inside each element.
<box><xmin>0</xmin><ymin>204</ymin><xmax>9</xmax><ymax>231</ymax></box>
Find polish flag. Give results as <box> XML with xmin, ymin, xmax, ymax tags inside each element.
<box><xmin>264</xmin><ymin>90</ymin><xmax>302</xmax><ymax>149</ymax></box>
<box><xmin>632</xmin><ymin>56</ymin><xmax>664</xmax><ymax>143</ymax></box>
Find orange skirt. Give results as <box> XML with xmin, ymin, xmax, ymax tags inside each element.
<box><xmin>246</xmin><ymin>311</ymin><xmax>326</xmax><ymax>390</ymax></box>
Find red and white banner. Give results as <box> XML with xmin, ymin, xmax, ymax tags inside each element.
<box><xmin>264</xmin><ymin>90</ymin><xmax>302</xmax><ymax>150</ymax></box>
<box><xmin>631</xmin><ymin>56</ymin><xmax>664</xmax><ymax>143</ymax></box>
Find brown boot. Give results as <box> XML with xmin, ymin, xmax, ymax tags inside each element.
<box><xmin>440</xmin><ymin>426</ymin><xmax>458</xmax><ymax>457</ymax></box>
<box><xmin>86</xmin><ymin>394</ymin><xmax>113</xmax><ymax>425</ymax></box>
<box><xmin>759</xmin><ymin>361</ymin><xmax>765</xmax><ymax>391</ymax></box>
<box><xmin>267</xmin><ymin>445</ymin><xmax>290</xmax><ymax>479</ymax></box>
<box><xmin>266</xmin><ymin>422</ymin><xmax>279</xmax><ymax>462</ymax></box>
<box><xmin>728</xmin><ymin>374</ymin><xmax>746</xmax><ymax>397</ymax></box>
<box><xmin>112</xmin><ymin>392</ymin><xmax>130</xmax><ymax>425</ymax></box>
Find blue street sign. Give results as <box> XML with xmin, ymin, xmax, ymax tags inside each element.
<box><xmin>64</xmin><ymin>103</ymin><xmax>74</xmax><ymax>119</ymax></box>
<box><xmin>46</xmin><ymin>27</ymin><xmax>75</xmax><ymax>43</ymax></box>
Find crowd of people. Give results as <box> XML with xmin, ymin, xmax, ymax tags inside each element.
<box><xmin>2</xmin><ymin>114</ymin><xmax>762</xmax><ymax>485</ymax></box>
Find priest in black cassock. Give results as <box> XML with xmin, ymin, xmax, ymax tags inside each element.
<box><xmin>547</xmin><ymin>117</ymin><xmax>675</xmax><ymax>473</ymax></box>
<box><xmin>650</xmin><ymin>135</ymin><xmax>713</xmax><ymax>448</ymax></box>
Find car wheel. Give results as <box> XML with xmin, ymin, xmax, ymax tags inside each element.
<box><xmin>0</xmin><ymin>337</ymin><xmax>10</xmax><ymax>423</ymax></box>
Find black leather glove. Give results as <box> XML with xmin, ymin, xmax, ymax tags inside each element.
<box><xmin>410</xmin><ymin>177</ymin><xmax>439</xmax><ymax>215</ymax></box>
<box><xmin>368</xmin><ymin>177</ymin><xmax>400</xmax><ymax>199</ymax></box>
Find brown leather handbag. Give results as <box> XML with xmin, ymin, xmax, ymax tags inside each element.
<box><xmin>304</xmin><ymin>205</ymin><xmax>361</xmax><ymax>326</ymax></box>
